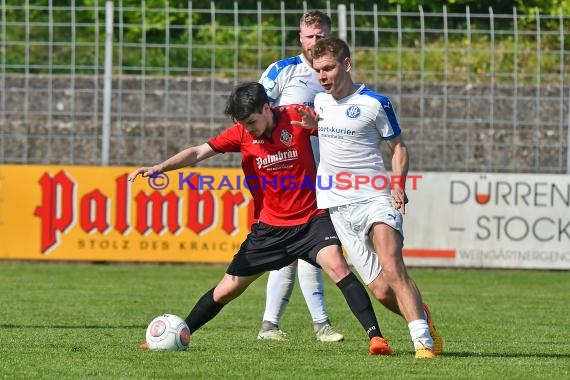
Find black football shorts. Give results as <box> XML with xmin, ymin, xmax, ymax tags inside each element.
<box><xmin>226</xmin><ymin>213</ymin><xmax>341</xmax><ymax>276</ymax></box>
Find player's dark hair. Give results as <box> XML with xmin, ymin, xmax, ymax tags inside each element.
<box><xmin>224</xmin><ymin>82</ymin><xmax>269</xmax><ymax>122</ymax></box>
<box><xmin>313</xmin><ymin>36</ymin><xmax>351</xmax><ymax>62</ymax></box>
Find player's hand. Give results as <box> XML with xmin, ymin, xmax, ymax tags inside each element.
<box><xmin>391</xmin><ymin>189</ymin><xmax>408</xmax><ymax>214</ymax></box>
<box><xmin>128</xmin><ymin>166</ymin><xmax>160</xmax><ymax>182</ymax></box>
<box><xmin>292</xmin><ymin>106</ymin><xmax>320</xmax><ymax>129</ymax></box>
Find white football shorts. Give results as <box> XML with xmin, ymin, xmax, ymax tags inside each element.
<box><xmin>329</xmin><ymin>197</ymin><xmax>404</xmax><ymax>285</ymax></box>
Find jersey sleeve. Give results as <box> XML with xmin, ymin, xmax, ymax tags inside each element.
<box><xmin>207</xmin><ymin>124</ymin><xmax>243</xmax><ymax>153</ymax></box>
<box><xmin>259</xmin><ymin>56</ymin><xmax>302</xmax><ymax>105</ymax></box>
<box><xmin>259</xmin><ymin>63</ymin><xmax>284</xmax><ymax>104</ymax></box>
<box><xmin>375</xmin><ymin>96</ymin><xmax>402</xmax><ymax>140</ymax></box>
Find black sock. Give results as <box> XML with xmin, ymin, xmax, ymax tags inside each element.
<box><xmin>184</xmin><ymin>288</ymin><xmax>225</xmax><ymax>334</ymax></box>
<box><xmin>336</xmin><ymin>272</ymin><xmax>382</xmax><ymax>339</ymax></box>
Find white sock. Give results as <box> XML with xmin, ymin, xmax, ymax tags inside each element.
<box><xmin>298</xmin><ymin>260</ymin><xmax>328</xmax><ymax>324</ymax></box>
<box><xmin>408</xmin><ymin>319</ymin><xmax>434</xmax><ymax>349</ymax></box>
<box><xmin>262</xmin><ymin>265</ymin><xmax>297</xmax><ymax>326</ymax></box>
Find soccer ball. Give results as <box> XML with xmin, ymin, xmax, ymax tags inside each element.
<box><xmin>145</xmin><ymin>314</ymin><xmax>190</xmax><ymax>351</ymax></box>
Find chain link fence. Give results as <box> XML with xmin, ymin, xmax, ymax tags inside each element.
<box><xmin>1</xmin><ymin>1</ymin><xmax>569</xmax><ymax>172</ymax></box>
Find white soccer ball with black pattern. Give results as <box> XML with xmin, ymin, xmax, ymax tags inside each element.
<box><xmin>145</xmin><ymin>314</ymin><xmax>190</xmax><ymax>351</ymax></box>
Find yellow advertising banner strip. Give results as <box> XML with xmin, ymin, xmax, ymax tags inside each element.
<box><xmin>0</xmin><ymin>165</ymin><xmax>254</xmax><ymax>263</ymax></box>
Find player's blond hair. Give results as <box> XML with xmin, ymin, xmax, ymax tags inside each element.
<box><xmin>300</xmin><ymin>10</ymin><xmax>331</xmax><ymax>31</ymax></box>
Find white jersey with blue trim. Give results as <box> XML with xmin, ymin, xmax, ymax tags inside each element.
<box><xmin>259</xmin><ymin>53</ymin><xmax>323</xmax><ymax>164</ymax></box>
<box><xmin>259</xmin><ymin>54</ymin><xmax>322</xmax><ymax>108</ymax></box>
<box><xmin>314</xmin><ymin>84</ymin><xmax>402</xmax><ymax>209</ymax></box>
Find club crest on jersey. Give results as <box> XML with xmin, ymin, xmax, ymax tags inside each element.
<box><xmin>346</xmin><ymin>105</ymin><xmax>361</xmax><ymax>119</ymax></box>
<box><xmin>280</xmin><ymin>130</ymin><xmax>293</xmax><ymax>147</ymax></box>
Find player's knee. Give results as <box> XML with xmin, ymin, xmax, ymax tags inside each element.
<box><xmin>369</xmin><ymin>274</ymin><xmax>395</xmax><ymax>300</ymax></box>
<box><xmin>320</xmin><ymin>255</ymin><xmax>350</xmax><ymax>283</ymax></box>
<box><xmin>330</xmin><ymin>262</ymin><xmax>350</xmax><ymax>279</ymax></box>
<box><xmin>379</xmin><ymin>265</ymin><xmax>408</xmax><ymax>286</ymax></box>
<box><xmin>213</xmin><ymin>283</ymin><xmax>243</xmax><ymax>304</ymax></box>
<box><xmin>369</xmin><ymin>280</ymin><xmax>392</xmax><ymax>303</ymax></box>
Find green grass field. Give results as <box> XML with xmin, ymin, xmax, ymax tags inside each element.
<box><xmin>0</xmin><ymin>262</ymin><xmax>568</xmax><ymax>379</ymax></box>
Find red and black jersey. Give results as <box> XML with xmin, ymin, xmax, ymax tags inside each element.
<box><xmin>208</xmin><ymin>105</ymin><xmax>323</xmax><ymax>226</ymax></box>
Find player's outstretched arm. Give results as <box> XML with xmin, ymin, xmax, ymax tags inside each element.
<box><xmin>128</xmin><ymin>143</ymin><xmax>218</xmax><ymax>182</ymax></box>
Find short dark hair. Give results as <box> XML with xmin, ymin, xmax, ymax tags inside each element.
<box><xmin>225</xmin><ymin>82</ymin><xmax>269</xmax><ymax>122</ymax></box>
<box><xmin>300</xmin><ymin>10</ymin><xmax>331</xmax><ymax>31</ymax></box>
<box><xmin>313</xmin><ymin>36</ymin><xmax>351</xmax><ymax>62</ymax></box>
